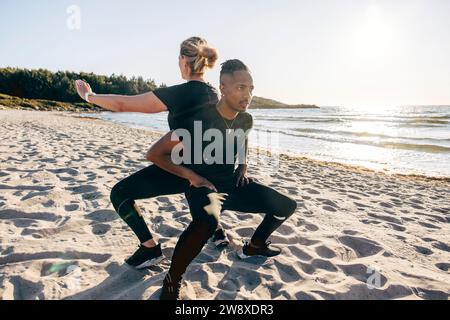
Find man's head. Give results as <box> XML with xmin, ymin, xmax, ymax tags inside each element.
<box><xmin>219</xmin><ymin>59</ymin><xmax>254</xmax><ymax>113</ymax></box>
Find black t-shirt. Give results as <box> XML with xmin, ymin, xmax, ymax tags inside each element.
<box><xmin>152</xmin><ymin>81</ymin><xmax>219</xmax><ymax>130</ymax></box>
<box><xmin>179</xmin><ymin>104</ymin><xmax>253</xmax><ymax>187</ymax></box>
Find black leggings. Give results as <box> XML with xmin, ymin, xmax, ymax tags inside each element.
<box><xmin>110</xmin><ymin>165</ymin><xmax>189</xmax><ymax>243</ymax></box>
<box><xmin>167</xmin><ymin>181</ymin><xmax>297</xmax><ymax>281</ymax></box>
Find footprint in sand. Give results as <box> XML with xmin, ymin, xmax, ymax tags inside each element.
<box><xmin>285</xmin><ymin>187</ymin><xmax>298</xmax><ymax>195</ymax></box>
<box><xmin>157</xmin><ymin>224</ymin><xmax>183</xmax><ymax>238</ymax></box>
<box><xmin>418</xmin><ymin>221</ymin><xmax>440</xmax><ymax>230</ymax></box>
<box><xmin>367</xmin><ymin>213</ymin><xmax>403</xmax><ymax>225</ymax></box>
<box><xmin>347</xmin><ymin>194</ymin><xmax>361</xmax><ymax>200</ymax></box>
<box><xmin>354</xmin><ymin>202</ymin><xmax>370</xmax><ymax>208</ymax></box>
<box><xmin>343</xmin><ymin>230</ymin><xmax>359</xmax><ymax>235</ymax></box>
<box><xmin>65</xmin><ymin>185</ymin><xmax>98</xmax><ymax>194</ymax></box>
<box><xmin>235</xmin><ymin>227</ymin><xmax>254</xmax><ymax>238</ymax></box>
<box><xmin>318</xmin><ymin>198</ymin><xmax>339</xmax><ymax>208</ymax></box>
<box><xmin>431</xmin><ymin>241</ymin><xmax>450</xmax><ymax>252</ymax></box>
<box><xmin>273</xmin><ymin>260</ymin><xmax>302</xmax><ymax>282</ymax></box>
<box><xmin>322</xmin><ymin>205</ymin><xmax>337</xmax><ymax>212</ymax></box>
<box><xmin>297</xmin><ymin>236</ymin><xmax>320</xmax><ymax>246</ymax></box>
<box><xmin>49</xmin><ymin>168</ymin><xmax>79</xmax><ymax>176</ymax></box>
<box><xmin>338</xmin><ymin>263</ymin><xmax>388</xmax><ymax>287</ymax></box>
<box><xmin>91</xmin><ymin>223</ymin><xmax>112</xmax><ymax>236</ymax></box>
<box><xmin>379</xmin><ymin>202</ymin><xmax>393</xmax><ymax>209</ymax></box>
<box><xmin>435</xmin><ymin>263</ymin><xmax>450</xmax><ymax>272</ymax></box>
<box><xmin>361</xmin><ymin>219</ymin><xmax>382</xmax><ymax>225</ymax></box>
<box><xmin>304</xmin><ymin>188</ymin><xmax>320</xmax><ymax>195</ymax></box>
<box><xmin>315</xmin><ymin>245</ymin><xmax>336</xmax><ymax>259</ymax></box>
<box><xmin>304</xmin><ymin>223</ymin><xmax>319</xmax><ymax>232</ymax></box>
<box><xmin>387</xmin><ymin>223</ymin><xmax>406</xmax><ymax>232</ymax></box>
<box><xmin>85</xmin><ymin>210</ymin><xmax>118</xmax><ymax>223</ymax></box>
<box><xmin>0</xmin><ymin>171</ymin><xmax>10</xmax><ymax>178</ymax></box>
<box><xmin>64</xmin><ymin>204</ymin><xmax>79</xmax><ymax>212</ymax></box>
<box><xmin>288</xmin><ymin>246</ymin><xmax>313</xmax><ymax>261</ymax></box>
<box><xmin>3</xmin><ymin>276</ymin><xmax>45</xmax><ymax>300</ymax></box>
<box><xmin>276</xmin><ymin>223</ymin><xmax>295</xmax><ymax>234</ymax></box>
<box><xmin>413</xmin><ymin>245</ymin><xmax>433</xmax><ymax>256</ymax></box>
<box><xmin>338</xmin><ymin>235</ymin><xmax>383</xmax><ymax>258</ymax></box>
<box><xmin>0</xmin><ymin>209</ymin><xmax>60</xmax><ymax>222</ymax></box>
<box><xmin>415</xmin><ymin>212</ymin><xmax>446</xmax><ymax>223</ymax></box>
<box><xmin>0</xmin><ymin>251</ymin><xmax>111</xmax><ymax>266</ymax></box>
<box><xmin>295</xmin><ymin>292</ymin><xmax>317</xmax><ymax>300</ymax></box>
<box><xmin>310</xmin><ymin>258</ymin><xmax>338</xmax><ymax>272</ymax></box>
<box><xmin>412</xmin><ymin>287</ymin><xmax>449</xmax><ymax>300</ymax></box>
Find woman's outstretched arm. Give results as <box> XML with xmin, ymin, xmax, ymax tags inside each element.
<box><xmin>75</xmin><ymin>80</ymin><xmax>167</xmax><ymax>113</ymax></box>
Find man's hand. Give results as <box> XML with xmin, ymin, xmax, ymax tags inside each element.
<box><xmin>188</xmin><ymin>173</ymin><xmax>218</xmax><ymax>192</ymax></box>
<box><xmin>235</xmin><ymin>164</ymin><xmax>253</xmax><ymax>187</ymax></box>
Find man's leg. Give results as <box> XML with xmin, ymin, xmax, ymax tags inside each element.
<box><xmin>223</xmin><ymin>181</ymin><xmax>297</xmax><ymax>255</ymax></box>
<box><xmin>161</xmin><ymin>187</ymin><xmax>222</xmax><ymax>299</ymax></box>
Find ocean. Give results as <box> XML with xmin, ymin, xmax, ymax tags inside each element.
<box><xmin>81</xmin><ymin>105</ymin><xmax>450</xmax><ymax>178</ymax></box>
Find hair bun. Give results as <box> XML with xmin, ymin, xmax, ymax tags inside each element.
<box><xmin>199</xmin><ymin>46</ymin><xmax>218</xmax><ymax>68</ymax></box>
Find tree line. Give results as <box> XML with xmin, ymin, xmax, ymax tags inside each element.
<box><xmin>0</xmin><ymin>67</ymin><xmax>161</xmax><ymax>103</ymax></box>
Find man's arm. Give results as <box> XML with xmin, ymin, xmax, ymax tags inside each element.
<box><xmin>235</xmin><ymin>137</ymin><xmax>250</xmax><ymax>187</ymax></box>
<box><xmin>146</xmin><ymin>131</ymin><xmax>217</xmax><ymax>191</ymax></box>
<box><xmin>235</xmin><ymin>115</ymin><xmax>253</xmax><ymax>187</ymax></box>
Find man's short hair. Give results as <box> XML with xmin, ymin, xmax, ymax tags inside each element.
<box><xmin>220</xmin><ymin>59</ymin><xmax>250</xmax><ymax>79</ymax></box>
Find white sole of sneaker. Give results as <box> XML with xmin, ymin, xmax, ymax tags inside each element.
<box><xmin>237</xmin><ymin>251</ymin><xmax>281</xmax><ymax>259</ymax></box>
<box><xmin>237</xmin><ymin>251</ymin><xmax>251</xmax><ymax>259</ymax></box>
<box><xmin>209</xmin><ymin>237</ymin><xmax>230</xmax><ymax>248</ymax></box>
<box><xmin>214</xmin><ymin>240</ymin><xmax>230</xmax><ymax>248</ymax></box>
<box><xmin>134</xmin><ymin>255</ymin><xmax>165</xmax><ymax>269</ymax></box>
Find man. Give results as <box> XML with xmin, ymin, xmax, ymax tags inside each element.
<box><xmin>147</xmin><ymin>59</ymin><xmax>297</xmax><ymax>300</ymax></box>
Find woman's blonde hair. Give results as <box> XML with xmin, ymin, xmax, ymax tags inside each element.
<box><xmin>180</xmin><ymin>37</ymin><xmax>218</xmax><ymax>75</ymax></box>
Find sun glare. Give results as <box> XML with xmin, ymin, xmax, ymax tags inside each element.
<box><xmin>352</xmin><ymin>5</ymin><xmax>394</xmax><ymax>60</ymax></box>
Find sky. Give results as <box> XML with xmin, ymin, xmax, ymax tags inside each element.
<box><xmin>1</xmin><ymin>0</ymin><xmax>450</xmax><ymax>107</ymax></box>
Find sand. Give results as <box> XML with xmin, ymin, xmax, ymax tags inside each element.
<box><xmin>0</xmin><ymin>110</ymin><xmax>449</xmax><ymax>300</ymax></box>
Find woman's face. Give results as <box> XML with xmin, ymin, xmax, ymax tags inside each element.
<box><xmin>178</xmin><ymin>55</ymin><xmax>190</xmax><ymax>80</ymax></box>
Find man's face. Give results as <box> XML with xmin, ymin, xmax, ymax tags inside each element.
<box><xmin>220</xmin><ymin>70</ymin><xmax>254</xmax><ymax>112</ymax></box>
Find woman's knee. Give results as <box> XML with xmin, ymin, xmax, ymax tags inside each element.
<box><xmin>110</xmin><ymin>182</ymin><xmax>123</xmax><ymax>205</ymax></box>
<box><xmin>286</xmin><ymin>197</ymin><xmax>297</xmax><ymax>215</ymax></box>
<box><xmin>110</xmin><ymin>182</ymin><xmax>132</xmax><ymax>213</ymax></box>
<box><xmin>277</xmin><ymin>196</ymin><xmax>297</xmax><ymax>219</ymax></box>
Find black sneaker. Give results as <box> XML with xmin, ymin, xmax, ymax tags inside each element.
<box><xmin>210</xmin><ymin>228</ymin><xmax>230</xmax><ymax>249</ymax></box>
<box><xmin>238</xmin><ymin>241</ymin><xmax>281</xmax><ymax>259</ymax></box>
<box><xmin>125</xmin><ymin>243</ymin><xmax>164</xmax><ymax>269</ymax></box>
<box><xmin>160</xmin><ymin>273</ymin><xmax>182</xmax><ymax>300</ymax></box>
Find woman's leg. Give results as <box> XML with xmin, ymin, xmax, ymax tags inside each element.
<box><xmin>110</xmin><ymin>164</ymin><xmax>189</xmax><ymax>244</ymax></box>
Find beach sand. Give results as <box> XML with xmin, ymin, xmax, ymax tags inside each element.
<box><xmin>0</xmin><ymin>110</ymin><xmax>449</xmax><ymax>300</ymax></box>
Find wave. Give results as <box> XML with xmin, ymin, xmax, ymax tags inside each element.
<box><xmin>253</xmin><ymin>128</ymin><xmax>450</xmax><ymax>154</ymax></box>
<box><xmin>287</xmin><ymin>127</ymin><xmax>450</xmax><ymax>143</ymax></box>
<box><xmin>255</xmin><ymin>115</ymin><xmax>450</xmax><ymax>126</ymax></box>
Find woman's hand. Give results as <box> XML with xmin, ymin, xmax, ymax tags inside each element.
<box><xmin>188</xmin><ymin>173</ymin><xmax>217</xmax><ymax>192</ymax></box>
<box><xmin>75</xmin><ymin>80</ymin><xmax>93</xmax><ymax>102</ymax></box>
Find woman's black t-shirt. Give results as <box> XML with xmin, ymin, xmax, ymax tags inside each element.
<box><xmin>152</xmin><ymin>81</ymin><xmax>219</xmax><ymax>130</ymax></box>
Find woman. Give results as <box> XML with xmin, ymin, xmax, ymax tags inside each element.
<box><xmin>75</xmin><ymin>37</ymin><xmax>235</xmax><ymax>269</ymax></box>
